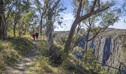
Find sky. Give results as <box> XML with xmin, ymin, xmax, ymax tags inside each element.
<box><xmin>54</xmin><ymin>0</ymin><xmax>126</xmax><ymax>31</ymax></box>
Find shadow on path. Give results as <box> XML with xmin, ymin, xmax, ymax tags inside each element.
<box><xmin>3</xmin><ymin>41</ymin><xmax>38</xmax><ymax>74</ymax></box>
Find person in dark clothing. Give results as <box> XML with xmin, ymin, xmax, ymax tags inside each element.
<box><xmin>35</xmin><ymin>32</ymin><xmax>39</xmax><ymax>39</ymax></box>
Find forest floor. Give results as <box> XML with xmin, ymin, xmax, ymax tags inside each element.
<box><xmin>3</xmin><ymin>41</ymin><xmax>38</xmax><ymax>74</ymax></box>
<box><xmin>2</xmin><ymin>37</ymin><xmax>94</xmax><ymax>74</ymax></box>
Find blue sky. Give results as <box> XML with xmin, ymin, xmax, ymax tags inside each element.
<box><xmin>54</xmin><ymin>0</ymin><xmax>126</xmax><ymax>31</ymax></box>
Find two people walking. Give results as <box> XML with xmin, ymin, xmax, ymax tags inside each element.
<box><xmin>32</xmin><ymin>32</ymin><xmax>39</xmax><ymax>40</ymax></box>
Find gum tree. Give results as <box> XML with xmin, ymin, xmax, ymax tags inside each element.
<box><xmin>44</xmin><ymin>0</ymin><xmax>66</xmax><ymax>56</ymax></box>
<box><xmin>64</xmin><ymin>0</ymin><xmax>114</xmax><ymax>58</ymax></box>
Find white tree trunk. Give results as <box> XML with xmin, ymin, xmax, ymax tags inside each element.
<box><xmin>46</xmin><ymin>21</ymin><xmax>54</xmax><ymax>49</ymax></box>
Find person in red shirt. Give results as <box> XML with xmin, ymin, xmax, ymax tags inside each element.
<box><xmin>32</xmin><ymin>34</ymin><xmax>36</xmax><ymax>40</ymax></box>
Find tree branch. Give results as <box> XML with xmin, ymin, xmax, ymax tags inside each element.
<box><xmin>98</xmin><ymin>0</ymin><xmax>100</xmax><ymax>8</ymax></box>
<box><xmin>88</xmin><ymin>26</ymin><xmax>108</xmax><ymax>41</ymax></box>
<box><xmin>5</xmin><ymin>2</ymin><xmax>17</xmax><ymax>19</ymax></box>
<box><xmin>78</xmin><ymin>6</ymin><xmax>110</xmax><ymax>24</ymax></box>
<box><xmin>91</xmin><ymin>0</ymin><xmax>97</xmax><ymax>12</ymax></box>
<box><xmin>88</xmin><ymin>17</ymin><xmax>92</xmax><ymax>27</ymax></box>
<box><xmin>76</xmin><ymin>0</ymin><xmax>82</xmax><ymax>18</ymax></box>
<box><xmin>51</xmin><ymin>0</ymin><xmax>60</xmax><ymax>12</ymax></box>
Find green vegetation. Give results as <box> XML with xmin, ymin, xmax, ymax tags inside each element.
<box><xmin>0</xmin><ymin>35</ymin><xmax>125</xmax><ymax>74</ymax></box>
<box><xmin>83</xmin><ymin>49</ymin><xmax>106</xmax><ymax>74</ymax></box>
<box><xmin>0</xmin><ymin>37</ymin><xmax>34</xmax><ymax>73</ymax></box>
<box><xmin>0</xmin><ymin>0</ymin><xmax>126</xmax><ymax>74</ymax></box>
<box><xmin>26</xmin><ymin>40</ymin><xmax>54</xmax><ymax>74</ymax></box>
<box><xmin>26</xmin><ymin>56</ymin><xmax>52</xmax><ymax>74</ymax></box>
<box><xmin>26</xmin><ymin>40</ymin><xmax>106</xmax><ymax>74</ymax></box>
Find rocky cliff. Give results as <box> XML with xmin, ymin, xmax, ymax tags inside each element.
<box><xmin>54</xmin><ymin>28</ymin><xmax>126</xmax><ymax>74</ymax></box>
<box><xmin>86</xmin><ymin>28</ymin><xmax>126</xmax><ymax>74</ymax></box>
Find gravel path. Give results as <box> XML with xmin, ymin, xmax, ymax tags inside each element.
<box><xmin>3</xmin><ymin>41</ymin><xmax>38</xmax><ymax>74</ymax></box>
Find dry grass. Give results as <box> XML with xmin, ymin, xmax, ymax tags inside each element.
<box><xmin>0</xmin><ymin>37</ymin><xmax>34</xmax><ymax>73</ymax></box>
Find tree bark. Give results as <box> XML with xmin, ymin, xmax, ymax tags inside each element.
<box><xmin>46</xmin><ymin>0</ymin><xmax>61</xmax><ymax>56</ymax></box>
<box><xmin>3</xmin><ymin>16</ymin><xmax>7</xmax><ymax>39</ymax></box>
<box><xmin>39</xmin><ymin>15</ymin><xmax>43</xmax><ymax>36</ymax></box>
<box><xmin>0</xmin><ymin>10</ymin><xmax>3</xmax><ymax>39</ymax></box>
<box><xmin>64</xmin><ymin>19</ymin><xmax>79</xmax><ymax>53</ymax></box>
<box><xmin>0</xmin><ymin>0</ymin><xmax>7</xmax><ymax>39</ymax></box>
<box><xmin>46</xmin><ymin>15</ymin><xmax>54</xmax><ymax>50</ymax></box>
<box><xmin>13</xmin><ymin>21</ymin><xmax>17</xmax><ymax>37</ymax></box>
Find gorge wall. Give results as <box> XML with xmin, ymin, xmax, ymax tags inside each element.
<box><xmin>54</xmin><ymin>28</ymin><xmax>126</xmax><ymax>74</ymax></box>
<box><xmin>86</xmin><ymin>29</ymin><xmax>126</xmax><ymax>74</ymax></box>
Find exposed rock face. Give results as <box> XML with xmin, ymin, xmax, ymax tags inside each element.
<box><xmin>87</xmin><ymin>29</ymin><xmax>126</xmax><ymax>74</ymax></box>
<box><xmin>54</xmin><ymin>28</ymin><xmax>126</xmax><ymax>74</ymax></box>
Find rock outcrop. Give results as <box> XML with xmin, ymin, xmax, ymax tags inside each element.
<box><xmin>54</xmin><ymin>28</ymin><xmax>126</xmax><ymax>74</ymax></box>
<box><xmin>84</xmin><ymin>28</ymin><xmax>126</xmax><ymax>74</ymax></box>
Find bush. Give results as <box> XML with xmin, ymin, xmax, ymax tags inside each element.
<box><xmin>37</xmin><ymin>40</ymin><xmax>48</xmax><ymax>56</ymax></box>
<box><xmin>26</xmin><ymin>56</ymin><xmax>52</xmax><ymax>74</ymax></box>
<box><xmin>83</xmin><ymin>49</ymin><xmax>106</xmax><ymax>74</ymax></box>
<box><xmin>3</xmin><ymin>51</ymin><xmax>22</xmax><ymax>65</ymax></box>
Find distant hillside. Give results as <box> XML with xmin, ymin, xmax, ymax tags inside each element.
<box><xmin>99</xmin><ymin>28</ymin><xmax>126</xmax><ymax>37</ymax></box>
<box><xmin>54</xmin><ymin>28</ymin><xmax>126</xmax><ymax>37</ymax></box>
<box><xmin>54</xmin><ymin>31</ymin><xmax>69</xmax><ymax>33</ymax></box>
